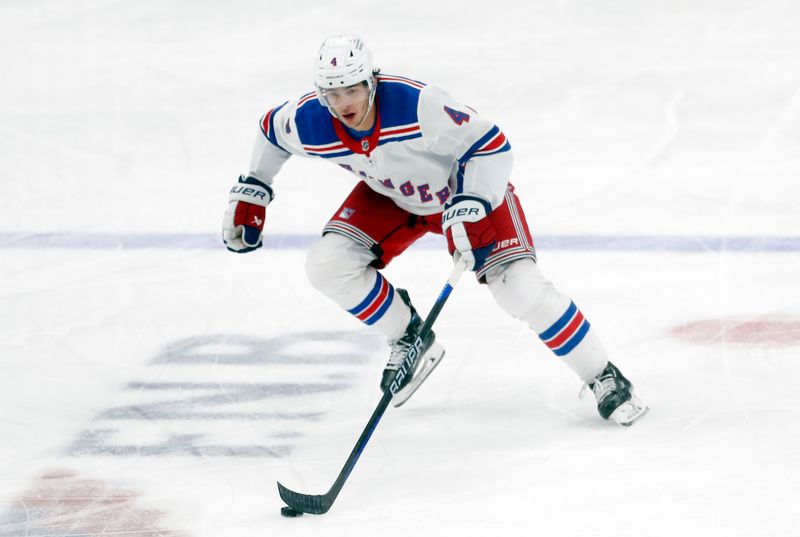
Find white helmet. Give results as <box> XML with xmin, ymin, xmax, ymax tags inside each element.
<box><xmin>314</xmin><ymin>34</ymin><xmax>377</xmax><ymax>109</ymax></box>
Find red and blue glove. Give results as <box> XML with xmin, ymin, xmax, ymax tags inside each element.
<box><xmin>222</xmin><ymin>175</ymin><xmax>274</xmax><ymax>253</ymax></box>
<box><xmin>441</xmin><ymin>194</ymin><xmax>497</xmax><ymax>271</ymax></box>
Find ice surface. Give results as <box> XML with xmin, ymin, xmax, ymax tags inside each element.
<box><xmin>1</xmin><ymin>1</ymin><xmax>799</xmax><ymax>536</ymax></box>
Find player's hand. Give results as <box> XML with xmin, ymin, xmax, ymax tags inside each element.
<box><xmin>441</xmin><ymin>194</ymin><xmax>496</xmax><ymax>271</ymax></box>
<box><xmin>222</xmin><ymin>175</ymin><xmax>274</xmax><ymax>253</ymax></box>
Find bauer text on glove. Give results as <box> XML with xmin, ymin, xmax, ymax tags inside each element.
<box><xmin>441</xmin><ymin>194</ymin><xmax>497</xmax><ymax>271</ymax></box>
<box><xmin>222</xmin><ymin>175</ymin><xmax>274</xmax><ymax>253</ymax></box>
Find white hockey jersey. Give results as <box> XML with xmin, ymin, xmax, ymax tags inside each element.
<box><xmin>248</xmin><ymin>74</ymin><xmax>513</xmax><ymax>216</ymax></box>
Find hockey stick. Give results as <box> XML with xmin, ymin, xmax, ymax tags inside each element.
<box><xmin>277</xmin><ymin>259</ymin><xmax>468</xmax><ymax>515</ymax></box>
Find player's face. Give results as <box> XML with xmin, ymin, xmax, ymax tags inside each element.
<box><xmin>322</xmin><ymin>83</ymin><xmax>373</xmax><ymax>128</ymax></box>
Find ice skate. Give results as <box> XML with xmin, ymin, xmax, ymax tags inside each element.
<box><xmin>582</xmin><ymin>362</ymin><xmax>648</xmax><ymax>426</ymax></box>
<box><xmin>381</xmin><ymin>289</ymin><xmax>445</xmax><ymax>407</ymax></box>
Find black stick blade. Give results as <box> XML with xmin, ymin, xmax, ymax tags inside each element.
<box><xmin>277</xmin><ymin>482</ymin><xmax>333</xmax><ymax>515</ymax></box>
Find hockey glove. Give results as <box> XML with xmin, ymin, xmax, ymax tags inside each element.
<box><xmin>222</xmin><ymin>175</ymin><xmax>274</xmax><ymax>253</ymax></box>
<box><xmin>441</xmin><ymin>194</ymin><xmax>497</xmax><ymax>271</ymax></box>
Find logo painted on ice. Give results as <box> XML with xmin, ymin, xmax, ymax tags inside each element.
<box><xmin>64</xmin><ymin>332</ymin><xmax>380</xmax><ymax>458</ymax></box>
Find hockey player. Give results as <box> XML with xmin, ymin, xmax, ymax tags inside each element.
<box><xmin>222</xmin><ymin>34</ymin><xmax>648</xmax><ymax>425</ymax></box>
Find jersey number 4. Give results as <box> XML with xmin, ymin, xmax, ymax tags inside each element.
<box><xmin>444</xmin><ymin>105</ymin><xmax>470</xmax><ymax>125</ymax></box>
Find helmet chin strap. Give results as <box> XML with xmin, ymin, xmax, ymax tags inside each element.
<box><xmin>352</xmin><ymin>98</ymin><xmax>376</xmax><ymax>130</ymax></box>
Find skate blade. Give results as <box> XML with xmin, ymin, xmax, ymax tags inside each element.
<box><xmin>392</xmin><ymin>343</ymin><xmax>445</xmax><ymax>408</ymax></box>
<box><xmin>610</xmin><ymin>395</ymin><xmax>649</xmax><ymax>426</ymax></box>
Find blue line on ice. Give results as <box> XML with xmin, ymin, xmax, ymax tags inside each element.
<box><xmin>1</xmin><ymin>232</ymin><xmax>799</xmax><ymax>252</ymax></box>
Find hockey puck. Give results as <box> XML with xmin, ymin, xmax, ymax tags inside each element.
<box><xmin>280</xmin><ymin>506</ymin><xmax>303</xmax><ymax>518</ymax></box>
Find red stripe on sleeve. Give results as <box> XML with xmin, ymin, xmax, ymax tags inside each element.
<box><xmin>478</xmin><ymin>132</ymin><xmax>507</xmax><ymax>153</ymax></box>
<box><xmin>260</xmin><ymin>108</ymin><xmax>274</xmax><ymax>137</ymax></box>
<box><xmin>478</xmin><ymin>132</ymin><xmax>506</xmax><ymax>152</ymax></box>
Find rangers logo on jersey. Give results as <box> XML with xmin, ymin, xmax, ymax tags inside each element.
<box><xmin>338</xmin><ymin>207</ymin><xmax>356</xmax><ymax>219</ymax></box>
<box><xmin>253</xmin><ymin>75</ymin><xmax>513</xmax><ymax>216</ymax></box>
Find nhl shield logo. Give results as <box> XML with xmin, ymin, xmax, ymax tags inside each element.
<box><xmin>361</xmin><ymin>139</ymin><xmax>369</xmax><ymax>151</ymax></box>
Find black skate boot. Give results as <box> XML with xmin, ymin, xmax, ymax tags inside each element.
<box><xmin>582</xmin><ymin>362</ymin><xmax>648</xmax><ymax>426</ymax></box>
<box><xmin>380</xmin><ymin>289</ymin><xmax>445</xmax><ymax>407</ymax></box>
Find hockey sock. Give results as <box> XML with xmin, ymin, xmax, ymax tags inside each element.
<box><xmin>345</xmin><ymin>270</ymin><xmax>410</xmax><ymax>340</ymax></box>
<box><xmin>536</xmin><ymin>301</ymin><xmax>608</xmax><ymax>381</ymax></box>
<box><xmin>486</xmin><ymin>259</ymin><xmax>608</xmax><ymax>382</ymax></box>
<box><xmin>306</xmin><ymin>233</ymin><xmax>411</xmax><ymax>341</ymax></box>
